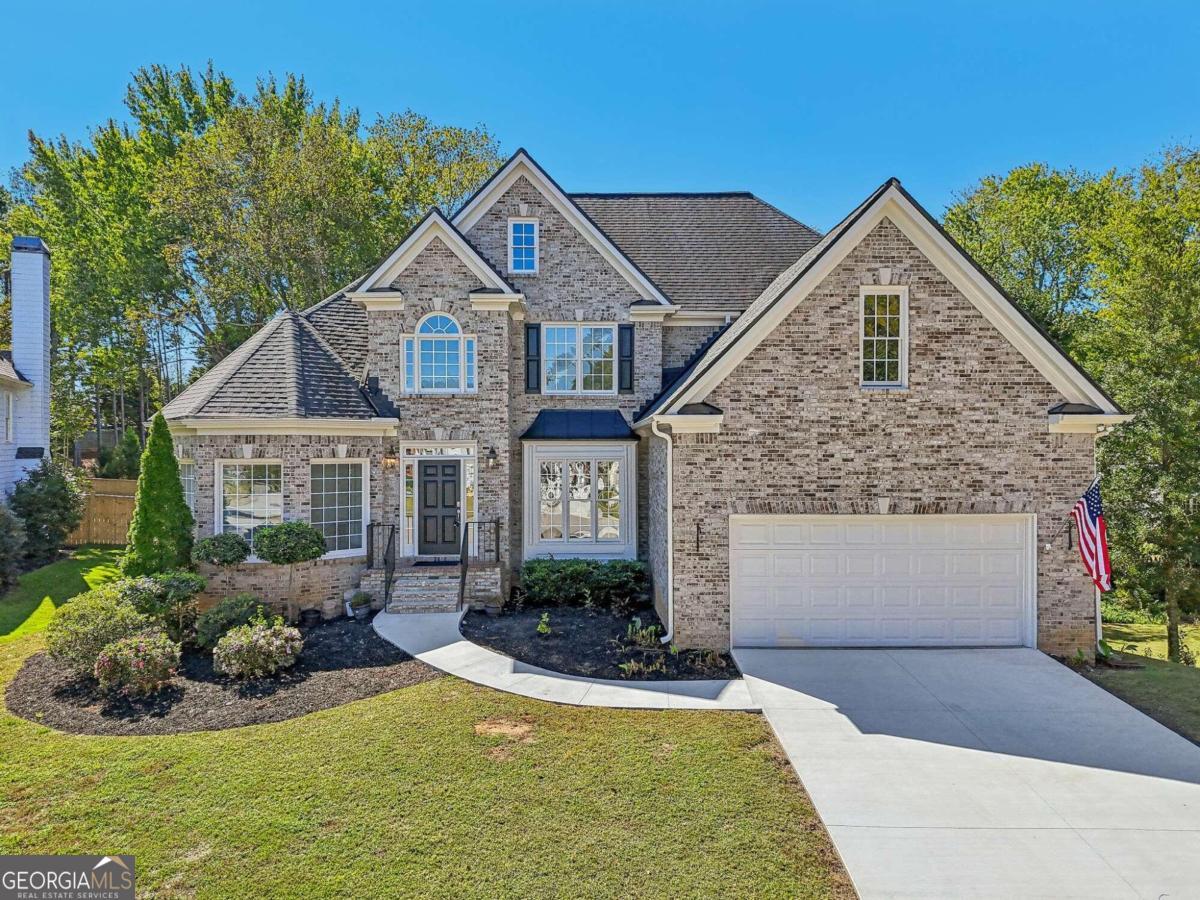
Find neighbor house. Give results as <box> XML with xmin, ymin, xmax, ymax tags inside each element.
<box><xmin>162</xmin><ymin>150</ymin><xmax>1127</xmax><ymax>656</ymax></box>
<box><xmin>2</xmin><ymin>237</ymin><xmax>52</xmax><ymax>497</ymax></box>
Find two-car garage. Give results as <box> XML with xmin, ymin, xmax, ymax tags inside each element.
<box><xmin>729</xmin><ymin>515</ymin><xmax>1036</xmax><ymax>648</ymax></box>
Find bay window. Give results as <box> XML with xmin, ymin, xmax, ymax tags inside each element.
<box><xmin>525</xmin><ymin>443</ymin><xmax>635</xmax><ymax>558</ymax></box>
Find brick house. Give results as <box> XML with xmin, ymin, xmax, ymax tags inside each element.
<box><xmin>163</xmin><ymin>151</ymin><xmax>1126</xmax><ymax>656</ymax></box>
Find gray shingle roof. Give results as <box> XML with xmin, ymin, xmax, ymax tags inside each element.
<box><xmin>162</xmin><ymin>310</ymin><xmax>377</xmax><ymax>421</ymax></box>
<box><xmin>302</xmin><ymin>278</ymin><xmax>369</xmax><ymax>377</ymax></box>
<box><xmin>571</xmin><ymin>192</ymin><xmax>820</xmax><ymax>313</ymax></box>
<box><xmin>0</xmin><ymin>351</ymin><xmax>30</xmax><ymax>385</ymax></box>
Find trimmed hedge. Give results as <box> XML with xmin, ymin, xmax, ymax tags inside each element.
<box><xmin>45</xmin><ymin>588</ymin><xmax>153</xmax><ymax>676</ymax></box>
<box><xmin>192</xmin><ymin>532</ymin><xmax>251</xmax><ymax>567</ymax></box>
<box><xmin>253</xmin><ymin>521</ymin><xmax>327</xmax><ymax>565</ymax></box>
<box><xmin>518</xmin><ymin>559</ymin><xmax>650</xmax><ymax>614</ymax></box>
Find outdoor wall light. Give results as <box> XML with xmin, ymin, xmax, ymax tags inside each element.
<box><xmin>485</xmin><ymin>446</ymin><xmax>499</xmax><ymax>469</ymax></box>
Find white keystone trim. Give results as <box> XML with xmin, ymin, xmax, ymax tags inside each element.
<box><xmin>170</xmin><ymin>417</ymin><xmax>398</xmax><ymax>437</ymax></box>
<box><xmin>350</xmin><ymin>209</ymin><xmax>511</xmax><ymax>301</ymax></box>
<box><xmin>636</xmin><ymin>182</ymin><xmax>1119</xmax><ymax>423</ymax></box>
<box><xmin>452</xmin><ymin>150</ymin><xmax>672</xmax><ymax>306</ymax></box>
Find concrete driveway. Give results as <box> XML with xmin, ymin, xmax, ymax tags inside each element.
<box><xmin>735</xmin><ymin>648</ymin><xmax>1200</xmax><ymax>899</ymax></box>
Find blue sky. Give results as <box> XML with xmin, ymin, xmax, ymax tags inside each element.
<box><xmin>2</xmin><ymin>0</ymin><xmax>1197</xmax><ymax>230</ymax></box>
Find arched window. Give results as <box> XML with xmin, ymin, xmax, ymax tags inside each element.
<box><xmin>403</xmin><ymin>313</ymin><xmax>476</xmax><ymax>393</ymax></box>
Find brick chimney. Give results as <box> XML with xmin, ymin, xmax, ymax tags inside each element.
<box><xmin>9</xmin><ymin>236</ymin><xmax>51</xmax><ymax>472</ymax></box>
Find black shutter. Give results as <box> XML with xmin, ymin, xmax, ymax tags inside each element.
<box><xmin>525</xmin><ymin>324</ymin><xmax>541</xmax><ymax>393</ymax></box>
<box><xmin>618</xmin><ymin>324</ymin><xmax>634</xmax><ymax>393</ymax></box>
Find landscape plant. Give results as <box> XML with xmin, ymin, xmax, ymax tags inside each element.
<box><xmin>122</xmin><ymin>413</ymin><xmax>194</xmax><ymax>576</ymax></box>
<box><xmin>121</xmin><ymin>571</ymin><xmax>207</xmax><ymax>643</ymax></box>
<box><xmin>518</xmin><ymin>559</ymin><xmax>651</xmax><ymax>613</ymax></box>
<box><xmin>93</xmin><ymin>630</ymin><xmax>180</xmax><ymax>697</ymax></box>
<box><xmin>252</xmin><ymin>521</ymin><xmax>328</xmax><ymax>621</ymax></box>
<box><xmin>8</xmin><ymin>459</ymin><xmax>87</xmax><ymax>566</ymax></box>
<box><xmin>213</xmin><ymin>615</ymin><xmax>304</xmax><ymax>679</ymax></box>
<box><xmin>194</xmin><ymin>593</ymin><xmax>268</xmax><ymax>651</ymax></box>
<box><xmin>192</xmin><ymin>532</ymin><xmax>251</xmax><ymax>567</ymax></box>
<box><xmin>0</xmin><ymin>503</ymin><xmax>26</xmax><ymax>592</ymax></box>
<box><xmin>45</xmin><ymin>588</ymin><xmax>152</xmax><ymax>675</ymax></box>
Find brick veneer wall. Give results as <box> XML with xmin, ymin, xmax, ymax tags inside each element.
<box><xmin>463</xmin><ymin>175</ymin><xmax>665</xmax><ymax>568</ymax></box>
<box><xmin>663</xmin><ymin>324</ymin><xmax>722</xmax><ymax>369</ymax></box>
<box><xmin>667</xmin><ymin>217</ymin><xmax>1098</xmax><ymax>657</ymax></box>
<box><xmin>197</xmin><ymin>557</ymin><xmax>365</xmax><ymax>619</ymax></box>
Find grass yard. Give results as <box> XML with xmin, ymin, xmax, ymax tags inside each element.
<box><xmin>0</xmin><ymin>545</ymin><xmax>123</xmax><ymax>641</ymax></box>
<box><xmin>1085</xmin><ymin>655</ymin><xmax>1200</xmax><ymax>745</ymax></box>
<box><xmin>1102</xmin><ymin>622</ymin><xmax>1200</xmax><ymax>662</ymax></box>
<box><xmin>0</xmin><ymin>551</ymin><xmax>851</xmax><ymax>899</ymax></box>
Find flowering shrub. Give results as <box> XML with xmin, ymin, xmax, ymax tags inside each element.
<box><xmin>118</xmin><ymin>572</ymin><xmax>208</xmax><ymax>643</ymax></box>
<box><xmin>94</xmin><ymin>630</ymin><xmax>181</xmax><ymax>697</ymax></box>
<box><xmin>45</xmin><ymin>588</ymin><xmax>153</xmax><ymax>676</ymax></box>
<box><xmin>213</xmin><ymin>616</ymin><xmax>304</xmax><ymax>679</ymax></box>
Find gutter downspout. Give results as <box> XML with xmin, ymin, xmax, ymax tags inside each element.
<box><xmin>650</xmin><ymin>416</ymin><xmax>674</xmax><ymax>644</ymax></box>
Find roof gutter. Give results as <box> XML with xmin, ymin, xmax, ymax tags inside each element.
<box><xmin>649</xmin><ymin>416</ymin><xmax>675</xmax><ymax>645</ymax></box>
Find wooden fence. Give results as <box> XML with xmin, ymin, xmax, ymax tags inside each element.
<box><xmin>67</xmin><ymin>478</ymin><xmax>137</xmax><ymax>546</ymax></box>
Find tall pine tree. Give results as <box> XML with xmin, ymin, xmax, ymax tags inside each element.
<box><xmin>122</xmin><ymin>413</ymin><xmax>193</xmax><ymax>575</ymax></box>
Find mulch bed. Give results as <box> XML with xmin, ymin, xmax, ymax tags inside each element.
<box><xmin>461</xmin><ymin>606</ymin><xmax>739</xmax><ymax>681</ymax></box>
<box><xmin>6</xmin><ymin>617</ymin><xmax>441</xmax><ymax>736</ymax></box>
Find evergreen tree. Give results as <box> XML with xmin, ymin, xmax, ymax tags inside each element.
<box><xmin>122</xmin><ymin>413</ymin><xmax>193</xmax><ymax>576</ymax></box>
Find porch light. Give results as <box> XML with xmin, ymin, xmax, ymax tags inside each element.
<box><xmin>485</xmin><ymin>446</ymin><xmax>499</xmax><ymax>469</ymax></box>
<box><xmin>383</xmin><ymin>450</ymin><xmax>400</xmax><ymax>469</ymax></box>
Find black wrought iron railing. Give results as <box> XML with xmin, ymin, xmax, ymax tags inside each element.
<box><xmin>367</xmin><ymin>523</ymin><xmax>397</xmax><ymax>608</ymax></box>
<box><xmin>458</xmin><ymin>520</ymin><xmax>501</xmax><ymax>610</ymax></box>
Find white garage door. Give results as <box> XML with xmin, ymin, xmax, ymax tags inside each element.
<box><xmin>730</xmin><ymin>515</ymin><xmax>1034</xmax><ymax>648</ymax></box>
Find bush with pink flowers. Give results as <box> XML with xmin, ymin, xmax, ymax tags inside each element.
<box><xmin>93</xmin><ymin>630</ymin><xmax>181</xmax><ymax>697</ymax></box>
<box><xmin>213</xmin><ymin>616</ymin><xmax>303</xmax><ymax>679</ymax></box>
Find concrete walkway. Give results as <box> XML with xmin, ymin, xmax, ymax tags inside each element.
<box><xmin>736</xmin><ymin>647</ymin><xmax>1200</xmax><ymax>900</ymax></box>
<box><xmin>373</xmin><ymin>610</ymin><xmax>755</xmax><ymax>710</ymax></box>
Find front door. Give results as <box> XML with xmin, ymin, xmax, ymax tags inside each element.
<box><xmin>418</xmin><ymin>460</ymin><xmax>461</xmax><ymax>556</ymax></box>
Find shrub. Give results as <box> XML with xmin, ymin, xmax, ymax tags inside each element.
<box><xmin>195</xmin><ymin>593</ymin><xmax>268</xmax><ymax>650</ymax></box>
<box><xmin>253</xmin><ymin>521</ymin><xmax>327</xmax><ymax>565</ymax></box>
<box><xmin>349</xmin><ymin>591</ymin><xmax>372</xmax><ymax>609</ymax></box>
<box><xmin>192</xmin><ymin>532</ymin><xmax>251</xmax><ymax>567</ymax></box>
<box><xmin>517</xmin><ymin>559</ymin><xmax>651</xmax><ymax>613</ymax></box>
<box><xmin>8</xmin><ymin>459</ymin><xmax>87</xmax><ymax>566</ymax></box>
<box><xmin>213</xmin><ymin>616</ymin><xmax>303</xmax><ymax>679</ymax></box>
<box><xmin>1100</xmin><ymin>598</ymin><xmax>1164</xmax><ymax>626</ymax></box>
<box><xmin>122</xmin><ymin>571</ymin><xmax>208</xmax><ymax>643</ymax></box>
<box><xmin>99</xmin><ymin>427</ymin><xmax>142</xmax><ymax>479</ymax></box>
<box><xmin>0</xmin><ymin>502</ymin><xmax>26</xmax><ymax>592</ymax></box>
<box><xmin>94</xmin><ymin>630</ymin><xmax>180</xmax><ymax>697</ymax></box>
<box><xmin>123</xmin><ymin>414</ymin><xmax>194</xmax><ymax>576</ymax></box>
<box><xmin>45</xmin><ymin>589</ymin><xmax>152</xmax><ymax>676</ymax></box>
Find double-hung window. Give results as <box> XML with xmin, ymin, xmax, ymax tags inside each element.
<box><xmin>403</xmin><ymin>313</ymin><xmax>476</xmax><ymax>394</ymax></box>
<box><xmin>509</xmin><ymin>218</ymin><xmax>538</xmax><ymax>273</ymax></box>
<box><xmin>218</xmin><ymin>461</ymin><xmax>282</xmax><ymax>551</ymax></box>
<box><xmin>310</xmin><ymin>461</ymin><xmax>367</xmax><ymax>555</ymax></box>
<box><xmin>542</xmin><ymin>324</ymin><xmax>616</xmax><ymax>394</ymax></box>
<box><xmin>860</xmin><ymin>286</ymin><xmax>908</xmax><ymax>387</ymax></box>
<box><xmin>179</xmin><ymin>460</ymin><xmax>196</xmax><ymax>513</ymax></box>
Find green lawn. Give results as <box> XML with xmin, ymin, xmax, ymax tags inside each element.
<box><xmin>0</xmin><ymin>546</ymin><xmax>123</xmax><ymax>641</ymax></box>
<box><xmin>1102</xmin><ymin>622</ymin><xmax>1200</xmax><ymax>662</ymax></box>
<box><xmin>1085</xmin><ymin>655</ymin><xmax>1200</xmax><ymax>745</ymax></box>
<box><xmin>0</xmin><ymin>553</ymin><xmax>850</xmax><ymax>899</ymax></box>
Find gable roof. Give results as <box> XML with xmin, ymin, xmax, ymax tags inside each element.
<box><xmin>351</xmin><ymin>208</ymin><xmax>515</xmax><ymax>298</ymax></box>
<box><xmin>0</xmin><ymin>351</ymin><xmax>30</xmax><ymax>387</ymax></box>
<box><xmin>162</xmin><ymin>310</ymin><xmax>378</xmax><ymax>421</ymax></box>
<box><xmin>571</xmin><ymin>193</ymin><xmax>820</xmax><ymax>312</ymax></box>
<box><xmin>636</xmin><ymin>178</ymin><xmax>1121</xmax><ymax>423</ymax></box>
<box><xmin>452</xmin><ymin>149</ymin><xmax>673</xmax><ymax>306</ymax></box>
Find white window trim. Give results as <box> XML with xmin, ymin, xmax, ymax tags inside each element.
<box><xmin>522</xmin><ymin>441</ymin><xmax>636</xmax><ymax>560</ymax></box>
<box><xmin>309</xmin><ymin>457</ymin><xmax>370</xmax><ymax>560</ymax></box>
<box><xmin>540</xmin><ymin>322</ymin><xmax>619</xmax><ymax>396</ymax></box>
<box><xmin>214</xmin><ymin>459</ymin><xmax>284</xmax><ymax>562</ymax></box>
<box><xmin>402</xmin><ymin>312</ymin><xmax>478</xmax><ymax>395</ymax></box>
<box><xmin>859</xmin><ymin>284</ymin><xmax>909</xmax><ymax>389</ymax></box>
<box><xmin>178</xmin><ymin>458</ymin><xmax>196</xmax><ymax>513</ymax></box>
<box><xmin>508</xmin><ymin>217</ymin><xmax>539</xmax><ymax>275</ymax></box>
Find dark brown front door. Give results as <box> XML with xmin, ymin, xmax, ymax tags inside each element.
<box><xmin>418</xmin><ymin>460</ymin><xmax>460</xmax><ymax>556</ymax></box>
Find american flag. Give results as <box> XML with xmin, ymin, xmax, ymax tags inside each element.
<box><xmin>1072</xmin><ymin>478</ymin><xmax>1112</xmax><ymax>593</ymax></box>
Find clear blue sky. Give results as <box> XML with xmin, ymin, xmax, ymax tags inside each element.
<box><xmin>2</xmin><ymin>0</ymin><xmax>1197</xmax><ymax>230</ymax></box>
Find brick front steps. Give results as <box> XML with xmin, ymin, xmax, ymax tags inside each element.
<box><xmin>356</xmin><ymin>562</ymin><xmax>504</xmax><ymax>614</ymax></box>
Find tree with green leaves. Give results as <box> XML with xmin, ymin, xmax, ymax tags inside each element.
<box><xmin>100</xmin><ymin>427</ymin><xmax>142</xmax><ymax>479</ymax></box>
<box><xmin>1088</xmin><ymin>148</ymin><xmax>1200</xmax><ymax>662</ymax></box>
<box><xmin>122</xmin><ymin>413</ymin><xmax>194</xmax><ymax>576</ymax></box>
<box><xmin>944</xmin><ymin>163</ymin><xmax>1115</xmax><ymax>354</ymax></box>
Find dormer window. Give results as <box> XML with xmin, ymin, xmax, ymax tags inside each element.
<box><xmin>509</xmin><ymin>218</ymin><xmax>538</xmax><ymax>274</ymax></box>
<box><xmin>860</xmin><ymin>286</ymin><xmax>908</xmax><ymax>387</ymax></box>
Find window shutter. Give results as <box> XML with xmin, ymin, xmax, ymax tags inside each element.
<box><xmin>618</xmin><ymin>324</ymin><xmax>634</xmax><ymax>394</ymax></box>
<box><xmin>525</xmin><ymin>324</ymin><xmax>541</xmax><ymax>393</ymax></box>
